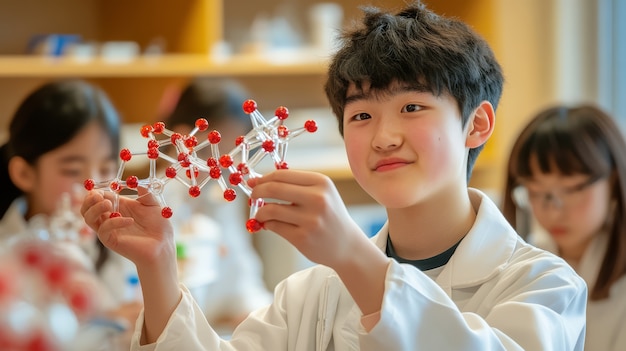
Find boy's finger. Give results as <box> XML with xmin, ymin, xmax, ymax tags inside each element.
<box><xmin>135</xmin><ymin>186</ymin><xmax>162</xmax><ymax>207</ymax></box>
<box><xmin>255</xmin><ymin>169</ymin><xmax>323</xmax><ymax>186</ymax></box>
<box><xmin>251</xmin><ymin>182</ymin><xmax>310</xmax><ymax>206</ymax></box>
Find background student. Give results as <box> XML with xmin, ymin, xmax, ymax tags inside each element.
<box><xmin>82</xmin><ymin>1</ymin><xmax>586</xmax><ymax>350</ymax></box>
<box><xmin>0</xmin><ymin>79</ymin><xmax>142</xmax><ymax>348</ymax></box>
<box><xmin>502</xmin><ymin>104</ymin><xmax>626</xmax><ymax>351</ymax></box>
<box><xmin>158</xmin><ymin>76</ymin><xmax>273</xmax><ymax>331</ymax></box>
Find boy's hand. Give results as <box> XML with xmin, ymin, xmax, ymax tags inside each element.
<box><xmin>80</xmin><ymin>188</ymin><xmax>175</xmax><ymax>268</ymax></box>
<box><xmin>248</xmin><ymin>169</ymin><xmax>368</xmax><ymax>269</ymax></box>
<box><xmin>82</xmin><ymin>189</ymin><xmax>182</xmax><ymax>345</ymax></box>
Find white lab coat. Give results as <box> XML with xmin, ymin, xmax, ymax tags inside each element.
<box><xmin>131</xmin><ymin>188</ymin><xmax>587</xmax><ymax>350</ymax></box>
<box><xmin>530</xmin><ymin>229</ymin><xmax>626</xmax><ymax>350</ymax></box>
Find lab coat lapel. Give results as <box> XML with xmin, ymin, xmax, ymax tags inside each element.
<box><xmin>436</xmin><ymin>189</ymin><xmax>518</xmax><ymax>291</ymax></box>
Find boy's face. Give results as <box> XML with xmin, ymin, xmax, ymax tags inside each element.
<box><xmin>342</xmin><ymin>81</ymin><xmax>469</xmax><ymax>209</ymax></box>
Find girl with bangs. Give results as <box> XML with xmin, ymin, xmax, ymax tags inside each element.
<box><xmin>503</xmin><ymin>104</ymin><xmax>626</xmax><ymax>351</ymax></box>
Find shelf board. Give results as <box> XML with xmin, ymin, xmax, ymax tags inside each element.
<box><xmin>0</xmin><ymin>54</ymin><xmax>329</xmax><ymax>78</ymax></box>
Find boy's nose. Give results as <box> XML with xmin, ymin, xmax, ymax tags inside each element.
<box><xmin>372</xmin><ymin>120</ymin><xmax>402</xmax><ymax>150</ymax></box>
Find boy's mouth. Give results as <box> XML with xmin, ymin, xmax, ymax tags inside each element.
<box><xmin>373</xmin><ymin>158</ymin><xmax>410</xmax><ymax>171</ymax></box>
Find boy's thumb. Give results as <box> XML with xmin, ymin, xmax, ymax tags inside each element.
<box><xmin>135</xmin><ymin>186</ymin><xmax>162</xmax><ymax>207</ymax></box>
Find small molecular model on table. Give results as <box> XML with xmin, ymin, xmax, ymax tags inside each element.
<box><xmin>0</xmin><ymin>238</ymin><xmax>102</xmax><ymax>351</ymax></box>
<box><xmin>84</xmin><ymin>99</ymin><xmax>317</xmax><ymax>233</ymax></box>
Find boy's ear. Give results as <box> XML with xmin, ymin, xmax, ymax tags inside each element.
<box><xmin>465</xmin><ymin>101</ymin><xmax>495</xmax><ymax>148</ymax></box>
<box><xmin>8</xmin><ymin>156</ymin><xmax>36</xmax><ymax>192</ymax></box>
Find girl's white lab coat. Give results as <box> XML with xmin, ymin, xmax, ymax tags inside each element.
<box><xmin>530</xmin><ymin>229</ymin><xmax>626</xmax><ymax>350</ymax></box>
<box><xmin>131</xmin><ymin>189</ymin><xmax>587</xmax><ymax>350</ymax></box>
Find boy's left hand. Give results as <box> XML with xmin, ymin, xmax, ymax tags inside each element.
<box><xmin>248</xmin><ymin>169</ymin><xmax>368</xmax><ymax>269</ymax></box>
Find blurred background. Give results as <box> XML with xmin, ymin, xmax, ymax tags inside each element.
<box><xmin>0</xmin><ymin>0</ymin><xmax>624</xmax><ymax>290</ymax></box>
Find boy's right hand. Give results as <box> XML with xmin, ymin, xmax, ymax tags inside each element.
<box><xmin>80</xmin><ymin>188</ymin><xmax>176</xmax><ymax>268</ymax></box>
<box><xmin>82</xmin><ymin>189</ymin><xmax>183</xmax><ymax>345</ymax></box>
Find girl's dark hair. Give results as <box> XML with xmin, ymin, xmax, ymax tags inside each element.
<box><xmin>0</xmin><ymin>79</ymin><xmax>120</xmax><ymax>272</ymax></box>
<box><xmin>324</xmin><ymin>1</ymin><xmax>504</xmax><ymax>182</ymax></box>
<box><xmin>502</xmin><ymin>104</ymin><xmax>626</xmax><ymax>300</ymax></box>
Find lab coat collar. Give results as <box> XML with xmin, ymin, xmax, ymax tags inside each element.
<box><xmin>371</xmin><ymin>188</ymin><xmax>519</xmax><ymax>290</ymax></box>
<box><xmin>533</xmin><ymin>228</ymin><xmax>608</xmax><ymax>288</ymax></box>
<box><xmin>577</xmin><ymin>233</ymin><xmax>607</xmax><ymax>288</ymax></box>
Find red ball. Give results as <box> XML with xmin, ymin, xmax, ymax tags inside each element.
<box><xmin>219</xmin><ymin>154</ymin><xmax>233</xmax><ymax>168</ymax></box>
<box><xmin>84</xmin><ymin>179</ymin><xmax>95</xmax><ymax>191</ymax></box>
<box><xmin>140</xmin><ymin>124</ymin><xmax>153</xmax><ymax>138</ymax></box>
<box><xmin>278</xmin><ymin>125</ymin><xmax>289</xmax><ymax>138</ymax></box>
<box><xmin>165</xmin><ymin>166</ymin><xmax>177</xmax><ymax>178</ymax></box>
<box><xmin>178</xmin><ymin>153</ymin><xmax>191</xmax><ymax>167</ymax></box>
<box><xmin>224</xmin><ymin>189</ymin><xmax>237</xmax><ymax>201</ymax></box>
<box><xmin>275</xmin><ymin>106</ymin><xmax>289</xmax><ymax>120</ymax></box>
<box><xmin>262</xmin><ymin>140</ymin><xmax>275</xmax><ymax>152</ymax></box>
<box><xmin>305</xmin><ymin>120</ymin><xmax>318</xmax><ymax>133</ymax></box>
<box><xmin>195</xmin><ymin>118</ymin><xmax>209</xmax><ymax>131</ymax></box>
<box><xmin>209</xmin><ymin>167</ymin><xmax>221</xmax><ymax>179</ymax></box>
<box><xmin>229</xmin><ymin>172</ymin><xmax>243</xmax><ymax>186</ymax></box>
<box><xmin>208</xmin><ymin>130</ymin><xmax>221</xmax><ymax>144</ymax></box>
<box><xmin>148</xmin><ymin>148</ymin><xmax>159</xmax><ymax>159</ymax></box>
<box><xmin>126</xmin><ymin>175</ymin><xmax>139</xmax><ymax>188</ymax></box>
<box><xmin>276</xmin><ymin>161</ymin><xmax>289</xmax><ymax>169</ymax></box>
<box><xmin>235</xmin><ymin>135</ymin><xmax>245</xmax><ymax>146</ymax></box>
<box><xmin>184</xmin><ymin>135</ymin><xmax>198</xmax><ymax>149</ymax></box>
<box><xmin>242</xmin><ymin>99</ymin><xmax>257</xmax><ymax>114</ymax></box>
<box><xmin>110</xmin><ymin>182</ymin><xmax>121</xmax><ymax>192</ymax></box>
<box><xmin>207</xmin><ymin>157</ymin><xmax>218</xmax><ymax>167</ymax></box>
<box><xmin>246</xmin><ymin>218</ymin><xmax>264</xmax><ymax>233</ymax></box>
<box><xmin>153</xmin><ymin>121</ymin><xmax>165</xmax><ymax>134</ymax></box>
<box><xmin>186</xmin><ymin>167</ymin><xmax>199</xmax><ymax>179</ymax></box>
<box><xmin>120</xmin><ymin>148</ymin><xmax>132</xmax><ymax>162</ymax></box>
<box><xmin>161</xmin><ymin>207</ymin><xmax>173</xmax><ymax>218</ymax></box>
<box><xmin>170</xmin><ymin>133</ymin><xmax>183</xmax><ymax>144</ymax></box>
<box><xmin>189</xmin><ymin>186</ymin><xmax>201</xmax><ymax>198</ymax></box>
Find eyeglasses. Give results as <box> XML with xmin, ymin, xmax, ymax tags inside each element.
<box><xmin>513</xmin><ymin>177</ymin><xmax>599</xmax><ymax>210</ymax></box>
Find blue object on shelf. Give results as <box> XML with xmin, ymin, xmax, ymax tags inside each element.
<box><xmin>26</xmin><ymin>34</ymin><xmax>82</xmax><ymax>56</ymax></box>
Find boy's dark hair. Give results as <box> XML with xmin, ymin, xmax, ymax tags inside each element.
<box><xmin>324</xmin><ymin>1</ymin><xmax>504</xmax><ymax>181</ymax></box>
<box><xmin>503</xmin><ymin>104</ymin><xmax>626</xmax><ymax>300</ymax></box>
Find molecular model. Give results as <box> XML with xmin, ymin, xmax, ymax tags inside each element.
<box><xmin>0</xmin><ymin>238</ymin><xmax>101</xmax><ymax>351</ymax></box>
<box><xmin>84</xmin><ymin>99</ymin><xmax>317</xmax><ymax>233</ymax></box>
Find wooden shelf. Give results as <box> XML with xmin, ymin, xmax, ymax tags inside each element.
<box><xmin>0</xmin><ymin>54</ymin><xmax>329</xmax><ymax>78</ymax></box>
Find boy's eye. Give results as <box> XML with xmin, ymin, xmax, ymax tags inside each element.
<box><xmin>353</xmin><ymin>112</ymin><xmax>371</xmax><ymax>121</ymax></box>
<box><xmin>402</xmin><ymin>104</ymin><xmax>420</xmax><ymax>113</ymax></box>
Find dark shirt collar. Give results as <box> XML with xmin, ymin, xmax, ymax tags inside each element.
<box><xmin>385</xmin><ymin>234</ymin><xmax>463</xmax><ymax>271</ymax></box>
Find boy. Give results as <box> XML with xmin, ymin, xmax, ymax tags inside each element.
<box><xmin>81</xmin><ymin>1</ymin><xmax>587</xmax><ymax>350</ymax></box>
